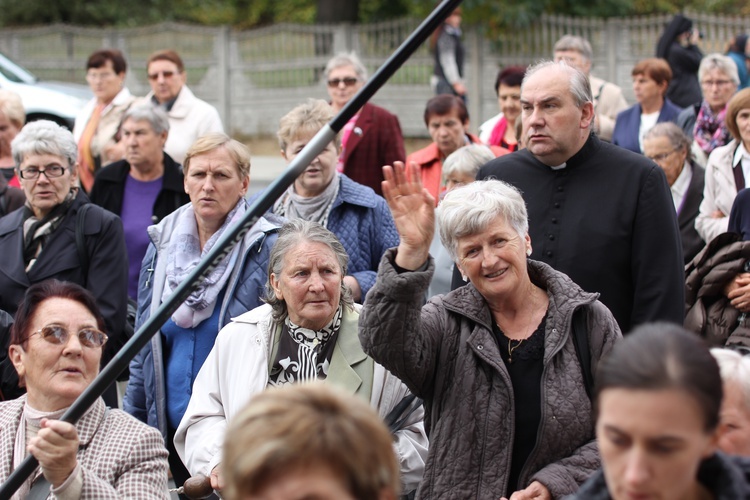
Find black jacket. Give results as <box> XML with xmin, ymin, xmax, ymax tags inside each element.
<box><xmin>569</xmin><ymin>452</ymin><xmax>750</xmax><ymax>499</ymax></box>
<box><xmin>0</xmin><ymin>190</ymin><xmax>128</xmax><ymax>377</ymax></box>
<box><xmin>88</xmin><ymin>152</ymin><xmax>189</xmax><ymax>223</ymax></box>
<box><xmin>680</xmin><ymin>161</ymin><xmax>706</xmax><ymax>264</ymax></box>
<box><xmin>478</xmin><ymin>133</ymin><xmax>685</xmax><ymax>334</ymax></box>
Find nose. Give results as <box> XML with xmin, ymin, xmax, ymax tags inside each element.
<box><xmin>62</xmin><ymin>332</ymin><xmax>84</xmax><ymax>356</ymax></box>
<box><xmin>202</xmin><ymin>174</ymin><xmax>215</xmax><ymax>191</ymax></box>
<box><xmin>623</xmin><ymin>449</ymin><xmax>650</xmax><ymax>488</ymax></box>
<box><xmin>480</xmin><ymin>247</ymin><xmax>499</xmax><ymax>270</ymax></box>
<box><xmin>308</xmin><ymin>272</ymin><xmax>325</xmax><ymax>292</ymax></box>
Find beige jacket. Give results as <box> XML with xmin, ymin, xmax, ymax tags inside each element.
<box><xmin>73</xmin><ymin>87</ymin><xmax>136</xmax><ymax>167</ymax></box>
<box><xmin>696</xmin><ymin>140</ymin><xmax>739</xmax><ymax>244</ymax></box>
<box><xmin>589</xmin><ymin>75</ymin><xmax>628</xmax><ymax>142</ymax></box>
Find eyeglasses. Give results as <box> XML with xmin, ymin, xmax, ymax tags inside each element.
<box><xmin>18</xmin><ymin>164</ymin><xmax>67</xmax><ymax>180</ymax></box>
<box><xmin>701</xmin><ymin>79</ymin><xmax>733</xmax><ymax>88</ymax></box>
<box><xmin>646</xmin><ymin>148</ymin><xmax>679</xmax><ymax>163</ymax></box>
<box><xmin>327</xmin><ymin>77</ymin><xmax>359</xmax><ymax>88</ymax></box>
<box><xmin>86</xmin><ymin>71</ymin><xmax>116</xmax><ymax>82</ymax></box>
<box><xmin>147</xmin><ymin>70</ymin><xmax>177</xmax><ymax>81</ymax></box>
<box><xmin>25</xmin><ymin>325</ymin><xmax>108</xmax><ymax>348</ymax></box>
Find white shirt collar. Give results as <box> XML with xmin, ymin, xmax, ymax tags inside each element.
<box><xmin>671</xmin><ymin>162</ymin><xmax>692</xmax><ymax>213</ymax></box>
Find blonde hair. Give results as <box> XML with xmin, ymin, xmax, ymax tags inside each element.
<box><xmin>277</xmin><ymin>99</ymin><xmax>338</xmax><ymax>153</ymax></box>
<box><xmin>183</xmin><ymin>132</ymin><xmax>251</xmax><ymax>179</ymax></box>
<box><xmin>0</xmin><ymin>90</ymin><xmax>25</xmax><ymax>129</ymax></box>
<box><xmin>222</xmin><ymin>383</ymin><xmax>400</xmax><ymax>500</ymax></box>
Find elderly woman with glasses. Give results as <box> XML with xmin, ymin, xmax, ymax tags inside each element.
<box><xmin>324</xmin><ymin>52</ymin><xmax>405</xmax><ymax>196</ymax></box>
<box><xmin>0</xmin><ymin>280</ymin><xmax>169</xmax><ymax>498</ymax></box>
<box><xmin>0</xmin><ymin>120</ymin><xmax>128</xmax><ymax>404</ymax></box>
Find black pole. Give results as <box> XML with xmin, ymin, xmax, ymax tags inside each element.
<box><xmin>0</xmin><ymin>0</ymin><xmax>463</xmax><ymax>496</ymax></box>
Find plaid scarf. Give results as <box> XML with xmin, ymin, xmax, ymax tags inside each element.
<box><xmin>22</xmin><ymin>191</ymin><xmax>75</xmax><ymax>272</ymax></box>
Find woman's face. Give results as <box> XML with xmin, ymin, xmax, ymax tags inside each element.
<box><xmin>736</xmin><ymin>107</ymin><xmax>750</xmax><ymax>150</ymax></box>
<box><xmin>270</xmin><ymin>241</ymin><xmax>342</xmax><ymax>331</ymax></box>
<box><xmin>597</xmin><ymin>388</ymin><xmax>718</xmax><ymax>500</ymax></box>
<box><xmin>18</xmin><ymin>153</ymin><xmax>78</xmax><ymax>219</ymax></box>
<box><xmin>455</xmin><ymin>215</ymin><xmax>531</xmax><ymax>304</ymax></box>
<box><xmin>700</xmin><ymin>67</ymin><xmax>738</xmax><ymax>112</ymax></box>
<box><xmin>8</xmin><ymin>298</ymin><xmax>102</xmax><ymax>412</ymax></box>
<box><xmin>632</xmin><ymin>74</ymin><xmax>666</xmax><ymax>107</ymax></box>
<box><xmin>147</xmin><ymin>59</ymin><xmax>186</xmax><ymax>104</ymax></box>
<box><xmin>498</xmin><ymin>83</ymin><xmax>522</xmax><ymax>124</ymax></box>
<box><xmin>718</xmin><ymin>380</ymin><xmax>750</xmax><ymax>456</ymax></box>
<box><xmin>444</xmin><ymin>170</ymin><xmax>475</xmax><ymax>193</ymax></box>
<box><xmin>184</xmin><ymin>147</ymin><xmax>249</xmax><ymax>233</ymax></box>
<box><xmin>283</xmin><ymin>133</ymin><xmax>338</xmax><ymax>198</ymax></box>
<box><xmin>326</xmin><ymin>64</ymin><xmax>363</xmax><ymax>111</ymax></box>
<box><xmin>0</xmin><ymin>111</ymin><xmax>20</xmax><ymax>156</ymax></box>
<box><xmin>643</xmin><ymin>136</ymin><xmax>687</xmax><ymax>187</ymax></box>
<box><xmin>85</xmin><ymin>59</ymin><xmax>125</xmax><ymax>105</ymax></box>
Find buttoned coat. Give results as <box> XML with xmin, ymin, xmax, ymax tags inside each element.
<box><xmin>359</xmin><ymin>253</ymin><xmax>621</xmax><ymax>499</ymax></box>
<box><xmin>0</xmin><ymin>397</ymin><xmax>169</xmax><ymax>498</ymax></box>
<box><xmin>341</xmin><ymin>102</ymin><xmax>405</xmax><ymax>196</ymax></box>
<box><xmin>696</xmin><ymin>140</ymin><xmax>741</xmax><ymax>245</ymax></box>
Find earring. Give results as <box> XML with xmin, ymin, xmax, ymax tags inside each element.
<box><xmin>462</xmin><ymin>274</ymin><xmax>468</xmax><ymax>282</ymax></box>
<box><xmin>526</xmin><ymin>249</ymin><xmax>532</xmax><ymax>256</ymax></box>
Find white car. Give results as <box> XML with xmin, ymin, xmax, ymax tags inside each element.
<box><xmin>0</xmin><ymin>52</ymin><xmax>91</xmax><ymax>130</ymax></box>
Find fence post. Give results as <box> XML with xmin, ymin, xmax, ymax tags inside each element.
<box><xmin>217</xmin><ymin>25</ymin><xmax>230</xmax><ymax>132</ymax></box>
<box><xmin>606</xmin><ymin>18</ymin><xmax>617</xmax><ymax>85</ymax></box>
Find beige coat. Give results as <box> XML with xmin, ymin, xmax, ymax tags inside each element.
<box><xmin>696</xmin><ymin>140</ymin><xmax>739</xmax><ymax>244</ymax></box>
<box><xmin>589</xmin><ymin>75</ymin><xmax>628</xmax><ymax>142</ymax></box>
<box><xmin>73</xmin><ymin>87</ymin><xmax>136</xmax><ymax>167</ymax></box>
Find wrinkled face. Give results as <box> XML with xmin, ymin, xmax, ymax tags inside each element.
<box><xmin>18</xmin><ymin>153</ymin><xmax>78</xmax><ymax>219</ymax></box>
<box><xmin>270</xmin><ymin>241</ymin><xmax>343</xmax><ymax>331</ymax></box>
<box><xmin>184</xmin><ymin>147</ymin><xmax>249</xmax><ymax>230</ymax></box>
<box><xmin>244</xmin><ymin>464</ymin><xmax>356</xmax><ymax>500</ymax></box>
<box><xmin>597</xmin><ymin>388</ymin><xmax>718</xmax><ymax>500</ymax></box>
<box><xmin>736</xmin><ymin>108</ymin><xmax>750</xmax><ymax>150</ymax></box>
<box><xmin>9</xmin><ymin>298</ymin><xmax>102</xmax><ymax>412</ymax></box>
<box><xmin>700</xmin><ymin>67</ymin><xmax>737</xmax><ymax>112</ymax></box>
<box><xmin>718</xmin><ymin>380</ymin><xmax>750</xmax><ymax>456</ymax></box>
<box><xmin>147</xmin><ymin>59</ymin><xmax>186</xmax><ymax>104</ymax></box>
<box><xmin>326</xmin><ymin>64</ymin><xmax>364</xmax><ymax>110</ymax></box>
<box><xmin>122</xmin><ymin>118</ymin><xmax>167</xmax><ymax>171</ymax></box>
<box><xmin>521</xmin><ymin>66</ymin><xmax>594</xmax><ymax>166</ymax></box>
<box><xmin>86</xmin><ymin>59</ymin><xmax>125</xmax><ymax>104</ymax></box>
<box><xmin>553</xmin><ymin>49</ymin><xmax>592</xmax><ymax>75</ymax></box>
<box><xmin>455</xmin><ymin>215</ymin><xmax>530</xmax><ymax>303</ymax></box>
<box><xmin>632</xmin><ymin>74</ymin><xmax>666</xmax><ymax>106</ymax></box>
<box><xmin>283</xmin><ymin>133</ymin><xmax>338</xmax><ymax>198</ymax></box>
<box><xmin>643</xmin><ymin>135</ymin><xmax>687</xmax><ymax>187</ymax></box>
<box><xmin>427</xmin><ymin>109</ymin><xmax>468</xmax><ymax>158</ymax></box>
<box><xmin>444</xmin><ymin>170</ymin><xmax>475</xmax><ymax>193</ymax></box>
<box><xmin>0</xmin><ymin>111</ymin><xmax>20</xmax><ymax>155</ymax></box>
<box><xmin>498</xmin><ymin>83</ymin><xmax>522</xmax><ymax>124</ymax></box>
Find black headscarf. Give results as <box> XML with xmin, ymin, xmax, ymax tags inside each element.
<box><xmin>656</xmin><ymin>14</ymin><xmax>693</xmax><ymax>59</ymax></box>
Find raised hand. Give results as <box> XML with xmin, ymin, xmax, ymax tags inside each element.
<box><xmin>382</xmin><ymin>161</ymin><xmax>435</xmax><ymax>270</ymax></box>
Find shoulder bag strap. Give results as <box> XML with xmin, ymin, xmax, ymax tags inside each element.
<box><xmin>76</xmin><ymin>204</ymin><xmax>91</xmax><ymax>284</ymax></box>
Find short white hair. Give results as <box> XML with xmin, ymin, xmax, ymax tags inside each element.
<box><xmin>442</xmin><ymin>144</ymin><xmax>495</xmax><ymax>182</ymax></box>
<box><xmin>711</xmin><ymin>348</ymin><xmax>750</xmax><ymax>410</ymax></box>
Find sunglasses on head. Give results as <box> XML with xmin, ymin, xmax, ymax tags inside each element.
<box><xmin>25</xmin><ymin>325</ymin><xmax>108</xmax><ymax>348</ymax></box>
<box><xmin>327</xmin><ymin>77</ymin><xmax>359</xmax><ymax>88</ymax></box>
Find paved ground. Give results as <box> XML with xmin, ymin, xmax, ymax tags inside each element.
<box><xmin>248</xmin><ymin>155</ymin><xmax>287</xmax><ymax>195</ymax></box>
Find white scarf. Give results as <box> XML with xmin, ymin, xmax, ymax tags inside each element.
<box><xmin>162</xmin><ymin>199</ymin><xmax>244</xmax><ymax>328</ymax></box>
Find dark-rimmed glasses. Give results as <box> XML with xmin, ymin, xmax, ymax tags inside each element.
<box><xmin>25</xmin><ymin>324</ymin><xmax>108</xmax><ymax>348</ymax></box>
<box><xmin>18</xmin><ymin>164</ymin><xmax>67</xmax><ymax>180</ymax></box>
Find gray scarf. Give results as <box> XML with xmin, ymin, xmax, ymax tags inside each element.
<box><xmin>274</xmin><ymin>173</ymin><xmax>340</xmax><ymax>227</ymax></box>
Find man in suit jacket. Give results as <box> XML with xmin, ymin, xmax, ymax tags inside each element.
<box><xmin>325</xmin><ymin>53</ymin><xmax>406</xmax><ymax>196</ymax></box>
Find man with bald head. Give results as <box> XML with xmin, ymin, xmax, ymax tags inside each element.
<box><xmin>478</xmin><ymin>61</ymin><xmax>684</xmax><ymax>333</ymax></box>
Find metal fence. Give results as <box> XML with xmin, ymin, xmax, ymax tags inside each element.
<box><xmin>0</xmin><ymin>11</ymin><xmax>748</xmax><ymax>137</ymax></box>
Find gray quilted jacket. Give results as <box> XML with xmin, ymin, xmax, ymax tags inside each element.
<box><xmin>359</xmin><ymin>250</ymin><xmax>622</xmax><ymax>499</ymax></box>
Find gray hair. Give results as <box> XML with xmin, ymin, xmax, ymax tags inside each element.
<box><xmin>436</xmin><ymin>179</ymin><xmax>529</xmax><ymax>261</ymax></box>
<box><xmin>711</xmin><ymin>348</ymin><xmax>750</xmax><ymax>411</ymax></box>
<box><xmin>698</xmin><ymin>53</ymin><xmax>740</xmax><ymax>86</ymax></box>
<box><xmin>643</xmin><ymin>122</ymin><xmax>692</xmax><ymax>154</ymax></box>
<box><xmin>442</xmin><ymin>144</ymin><xmax>495</xmax><ymax>182</ymax></box>
<box><xmin>324</xmin><ymin>52</ymin><xmax>368</xmax><ymax>81</ymax></box>
<box><xmin>553</xmin><ymin>35</ymin><xmax>593</xmax><ymax>62</ymax></box>
<box><xmin>523</xmin><ymin>60</ymin><xmax>593</xmax><ymax>128</ymax></box>
<box><xmin>121</xmin><ymin>104</ymin><xmax>170</xmax><ymax>135</ymax></box>
<box><xmin>12</xmin><ymin>120</ymin><xmax>77</xmax><ymax>168</ymax></box>
<box><xmin>265</xmin><ymin>219</ymin><xmax>354</xmax><ymax>321</ymax></box>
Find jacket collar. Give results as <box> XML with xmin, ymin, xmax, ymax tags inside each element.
<box><xmin>95</xmin><ymin>152</ymin><xmax>183</xmax><ymax>191</ymax></box>
<box><xmin>342</xmin><ymin>103</ymin><xmax>374</xmax><ymax>162</ymax></box>
<box><xmin>327</xmin><ymin>304</ymin><xmax>369</xmax><ymax>394</ymax></box>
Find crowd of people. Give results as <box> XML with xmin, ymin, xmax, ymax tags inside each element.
<box><xmin>1</xmin><ymin>12</ymin><xmax>750</xmax><ymax>499</ymax></box>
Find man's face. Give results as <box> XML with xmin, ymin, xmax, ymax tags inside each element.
<box><xmin>427</xmin><ymin>109</ymin><xmax>468</xmax><ymax>158</ymax></box>
<box><xmin>553</xmin><ymin>49</ymin><xmax>592</xmax><ymax>76</ymax></box>
<box><xmin>122</xmin><ymin>118</ymin><xmax>167</xmax><ymax>171</ymax></box>
<box><xmin>521</xmin><ymin>65</ymin><xmax>594</xmax><ymax>166</ymax></box>
<box><xmin>147</xmin><ymin>59</ymin><xmax>186</xmax><ymax>104</ymax></box>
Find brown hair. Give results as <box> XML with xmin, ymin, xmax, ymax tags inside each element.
<box><xmin>423</xmin><ymin>94</ymin><xmax>468</xmax><ymax>126</ymax></box>
<box><xmin>86</xmin><ymin>49</ymin><xmax>127</xmax><ymax>75</ymax></box>
<box><xmin>632</xmin><ymin>58</ymin><xmax>672</xmax><ymax>96</ymax></box>
<box><xmin>146</xmin><ymin>49</ymin><xmax>184</xmax><ymax>73</ymax></box>
<box><xmin>726</xmin><ymin>88</ymin><xmax>750</xmax><ymax>142</ymax></box>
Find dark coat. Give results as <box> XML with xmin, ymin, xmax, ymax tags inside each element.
<box><xmin>88</xmin><ymin>152</ymin><xmax>189</xmax><ymax>223</ymax></box>
<box><xmin>728</xmin><ymin>187</ymin><xmax>750</xmax><ymax>240</ymax></box>
<box><xmin>680</xmin><ymin>161</ymin><xmax>706</xmax><ymax>263</ymax></box>
<box><xmin>360</xmin><ymin>252</ymin><xmax>621</xmax><ymax>499</ymax></box>
<box><xmin>570</xmin><ymin>452</ymin><xmax>750</xmax><ymax>500</ymax></box>
<box><xmin>0</xmin><ymin>174</ymin><xmax>24</xmax><ymax>218</ymax></box>
<box><xmin>341</xmin><ymin>102</ymin><xmax>405</xmax><ymax>196</ymax></box>
<box><xmin>0</xmin><ymin>191</ymin><xmax>128</xmax><ymax>372</ymax></box>
<box><xmin>664</xmin><ymin>42</ymin><xmax>704</xmax><ymax>109</ymax></box>
<box><xmin>611</xmin><ymin>98</ymin><xmax>683</xmax><ymax>153</ymax></box>
<box><xmin>478</xmin><ymin>133</ymin><xmax>685</xmax><ymax>334</ymax></box>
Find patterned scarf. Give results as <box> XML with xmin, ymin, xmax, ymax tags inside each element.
<box><xmin>162</xmin><ymin>199</ymin><xmax>244</xmax><ymax>328</ymax></box>
<box><xmin>268</xmin><ymin>305</ymin><xmax>343</xmax><ymax>387</ymax></box>
<box><xmin>274</xmin><ymin>173</ymin><xmax>340</xmax><ymax>227</ymax></box>
<box><xmin>22</xmin><ymin>191</ymin><xmax>76</xmax><ymax>272</ymax></box>
<box><xmin>694</xmin><ymin>101</ymin><xmax>731</xmax><ymax>155</ymax></box>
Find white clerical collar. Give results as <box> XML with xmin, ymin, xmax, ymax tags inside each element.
<box><xmin>550</xmin><ymin>163</ymin><xmax>567</xmax><ymax>170</ymax></box>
